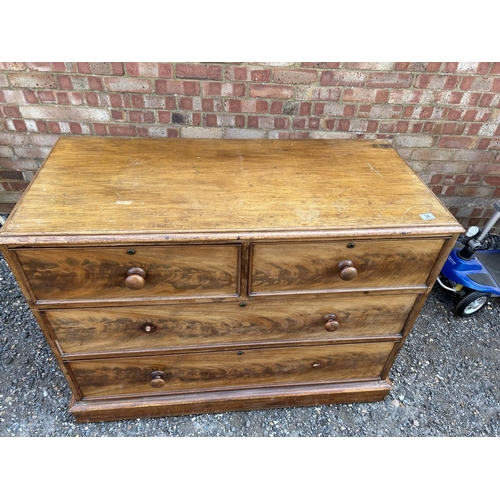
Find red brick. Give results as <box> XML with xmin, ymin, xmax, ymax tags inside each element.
<box><xmin>324</xmin><ymin>118</ymin><xmax>335</xmax><ymax>130</ymax></box>
<box><xmin>36</xmin><ymin>121</ymin><xmax>48</xmax><ymax>132</ymax></box>
<box><xmin>155</xmin><ymin>80</ymin><xmax>199</xmax><ymax>95</ymax></box>
<box><xmin>57</xmin><ymin>75</ymin><xmax>72</xmax><ymax>89</ymax></box>
<box><xmin>396</xmin><ymin>121</ymin><xmax>409</xmax><ymax>133</ymax></box>
<box><xmin>479</xmin><ymin>94</ymin><xmax>494</xmax><ymax>107</ymax></box>
<box><xmin>85</xmin><ymin>93</ymin><xmax>99</xmax><ymax>106</ymax></box>
<box><xmin>438</xmin><ymin>136</ymin><xmax>475</xmax><ymax>149</ymax></box>
<box><xmin>337</xmin><ymin>119</ymin><xmax>350</xmax><ymax>131</ymax></box>
<box><xmin>235</xmin><ymin>115</ymin><xmax>245</xmax><ymax>127</ymax></box>
<box><xmin>490</xmin><ymin>63</ymin><xmax>500</xmax><ymax>74</ymax></box>
<box><xmin>233</xmin><ymin>67</ymin><xmax>248</xmax><ymax>80</ymax></box>
<box><xmin>93</xmin><ymin>123</ymin><xmax>107</xmax><ymax>135</ymax></box>
<box><xmin>250</xmin><ymin>70</ymin><xmax>270</xmax><ymax>82</ymax></box>
<box><xmin>250</xmin><ymin>84</ymin><xmax>293</xmax><ymax>99</ymax></box>
<box><xmin>23</xmin><ymin>90</ymin><xmax>38</xmax><ymax>104</ymax></box>
<box><xmin>158</xmin><ymin>111</ymin><xmax>171</xmax><ymax>124</ymax></box>
<box><xmin>167</xmin><ymin>129</ymin><xmax>179</xmax><ymax>138</ymax></box>
<box><xmin>308</xmin><ymin>117</ymin><xmax>320</xmax><ymax>129</ymax></box>
<box><xmin>274</xmin><ymin>117</ymin><xmax>289</xmax><ymax>129</ymax></box>
<box><xmin>292</xmin><ymin>118</ymin><xmax>306</xmax><ymax>129</ymax></box>
<box><xmin>180</xmin><ymin>97</ymin><xmax>193</xmax><ymax>110</ymax></box>
<box><xmin>108</xmin><ymin>125</ymin><xmax>137</xmax><ymax>136</ymax></box>
<box><xmin>176</xmin><ymin>64</ymin><xmax>222</xmax><ymax>80</ymax></box>
<box><xmin>69</xmin><ymin>122</ymin><xmax>82</xmax><ymax>134</ymax></box>
<box><xmin>270</xmin><ymin>101</ymin><xmax>282</xmax><ymax>114</ymax></box>
<box><xmin>159</xmin><ymin>64</ymin><xmax>173</xmax><ymax>78</ymax></box>
<box><xmin>87</xmin><ymin>77</ymin><xmax>103</xmax><ymax>91</ymax></box>
<box><xmin>484</xmin><ymin>176</ymin><xmax>500</xmax><ymax>186</ymax></box>
<box><xmin>38</xmin><ymin>91</ymin><xmax>56</xmax><ymax>102</ymax></box>
<box><xmin>300</xmin><ymin>102</ymin><xmax>312</xmax><ymax>115</ymax></box>
<box><xmin>47</xmin><ymin>122</ymin><xmax>61</xmax><ymax>133</ymax></box>
<box><xmin>227</xmin><ymin>100</ymin><xmax>241</xmax><ymax>113</ymax></box>
<box><xmin>111</xmin><ymin>110</ymin><xmax>124</xmax><ymax>120</ymax></box>
<box><xmin>11</xmin><ymin>120</ymin><xmax>27</xmax><ymax>132</ymax></box>
<box><xmin>273</xmin><ymin>69</ymin><xmax>317</xmax><ymax>84</ymax></box>
<box><xmin>248</xmin><ymin>116</ymin><xmax>259</xmax><ymax>128</ymax></box>
<box><xmin>205</xmin><ymin>114</ymin><xmax>217</xmax><ymax>127</ymax></box>
<box><xmin>3</xmin><ymin>106</ymin><xmax>21</xmax><ymax>118</ymax></box>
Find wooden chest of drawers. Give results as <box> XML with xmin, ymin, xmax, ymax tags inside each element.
<box><xmin>0</xmin><ymin>137</ymin><xmax>463</xmax><ymax>422</ymax></box>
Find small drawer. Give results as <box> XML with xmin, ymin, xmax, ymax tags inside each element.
<box><xmin>251</xmin><ymin>238</ymin><xmax>445</xmax><ymax>294</ymax></box>
<box><xmin>16</xmin><ymin>244</ymin><xmax>239</xmax><ymax>301</ymax></box>
<box><xmin>69</xmin><ymin>342</ymin><xmax>396</xmax><ymax>398</ymax></box>
<box><xmin>46</xmin><ymin>293</ymin><xmax>417</xmax><ymax>355</ymax></box>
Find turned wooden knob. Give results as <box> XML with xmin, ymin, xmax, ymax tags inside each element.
<box><xmin>150</xmin><ymin>370</ymin><xmax>166</xmax><ymax>388</ymax></box>
<box><xmin>337</xmin><ymin>260</ymin><xmax>358</xmax><ymax>281</ymax></box>
<box><xmin>324</xmin><ymin>313</ymin><xmax>340</xmax><ymax>332</ymax></box>
<box><xmin>125</xmin><ymin>267</ymin><xmax>146</xmax><ymax>289</ymax></box>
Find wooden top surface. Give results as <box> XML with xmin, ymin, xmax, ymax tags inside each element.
<box><xmin>0</xmin><ymin>137</ymin><xmax>462</xmax><ymax>241</ymax></box>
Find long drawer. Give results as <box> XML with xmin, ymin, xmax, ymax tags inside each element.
<box><xmin>45</xmin><ymin>293</ymin><xmax>417</xmax><ymax>355</ymax></box>
<box><xmin>15</xmin><ymin>244</ymin><xmax>240</xmax><ymax>301</ymax></box>
<box><xmin>251</xmin><ymin>238</ymin><xmax>445</xmax><ymax>294</ymax></box>
<box><xmin>69</xmin><ymin>342</ymin><xmax>396</xmax><ymax>398</ymax></box>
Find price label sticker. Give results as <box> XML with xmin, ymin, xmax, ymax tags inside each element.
<box><xmin>420</xmin><ymin>213</ymin><xmax>435</xmax><ymax>220</ymax></box>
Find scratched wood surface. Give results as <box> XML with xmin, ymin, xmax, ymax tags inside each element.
<box><xmin>70</xmin><ymin>341</ymin><xmax>395</xmax><ymax>397</ymax></box>
<box><xmin>1</xmin><ymin>137</ymin><xmax>461</xmax><ymax>236</ymax></box>
<box><xmin>46</xmin><ymin>293</ymin><xmax>417</xmax><ymax>354</ymax></box>
<box><xmin>251</xmin><ymin>238</ymin><xmax>445</xmax><ymax>293</ymax></box>
<box><xmin>15</xmin><ymin>244</ymin><xmax>239</xmax><ymax>300</ymax></box>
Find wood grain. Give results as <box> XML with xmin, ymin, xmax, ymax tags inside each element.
<box><xmin>69</xmin><ymin>380</ymin><xmax>393</xmax><ymax>422</ymax></box>
<box><xmin>15</xmin><ymin>244</ymin><xmax>239</xmax><ymax>300</ymax></box>
<box><xmin>45</xmin><ymin>293</ymin><xmax>417</xmax><ymax>354</ymax></box>
<box><xmin>1</xmin><ymin>138</ymin><xmax>462</xmax><ymax>237</ymax></box>
<box><xmin>251</xmin><ymin>238</ymin><xmax>445</xmax><ymax>293</ymax></box>
<box><xmin>70</xmin><ymin>342</ymin><xmax>395</xmax><ymax>397</ymax></box>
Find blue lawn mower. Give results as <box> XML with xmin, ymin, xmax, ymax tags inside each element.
<box><xmin>437</xmin><ymin>201</ymin><xmax>500</xmax><ymax>316</ymax></box>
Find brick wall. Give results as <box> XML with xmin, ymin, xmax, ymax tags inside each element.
<box><xmin>1</xmin><ymin>62</ymin><xmax>499</xmax><ymax>229</ymax></box>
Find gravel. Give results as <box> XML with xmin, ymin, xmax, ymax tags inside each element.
<box><xmin>1</xmin><ymin>250</ymin><xmax>499</xmax><ymax>438</ymax></box>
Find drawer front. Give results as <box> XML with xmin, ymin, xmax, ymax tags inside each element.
<box><xmin>70</xmin><ymin>342</ymin><xmax>395</xmax><ymax>397</ymax></box>
<box><xmin>15</xmin><ymin>244</ymin><xmax>239</xmax><ymax>301</ymax></box>
<box><xmin>46</xmin><ymin>293</ymin><xmax>417</xmax><ymax>354</ymax></box>
<box><xmin>251</xmin><ymin>239</ymin><xmax>445</xmax><ymax>294</ymax></box>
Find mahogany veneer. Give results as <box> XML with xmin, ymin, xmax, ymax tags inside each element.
<box><xmin>0</xmin><ymin>137</ymin><xmax>463</xmax><ymax>422</ymax></box>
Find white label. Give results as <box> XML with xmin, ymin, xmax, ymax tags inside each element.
<box><xmin>420</xmin><ymin>213</ymin><xmax>435</xmax><ymax>220</ymax></box>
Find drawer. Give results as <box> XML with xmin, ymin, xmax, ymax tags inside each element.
<box><xmin>251</xmin><ymin>239</ymin><xmax>445</xmax><ymax>294</ymax></box>
<box><xmin>15</xmin><ymin>244</ymin><xmax>239</xmax><ymax>301</ymax></box>
<box><xmin>69</xmin><ymin>342</ymin><xmax>396</xmax><ymax>398</ymax></box>
<box><xmin>46</xmin><ymin>293</ymin><xmax>417</xmax><ymax>354</ymax></box>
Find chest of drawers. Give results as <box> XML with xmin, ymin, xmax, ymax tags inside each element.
<box><xmin>0</xmin><ymin>137</ymin><xmax>463</xmax><ymax>422</ymax></box>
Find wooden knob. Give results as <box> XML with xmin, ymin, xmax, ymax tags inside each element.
<box><xmin>337</xmin><ymin>260</ymin><xmax>358</xmax><ymax>281</ymax></box>
<box><xmin>125</xmin><ymin>267</ymin><xmax>146</xmax><ymax>289</ymax></box>
<box><xmin>150</xmin><ymin>371</ymin><xmax>166</xmax><ymax>388</ymax></box>
<box><xmin>323</xmin><ymin>313</ymin><xmax>340</xmax><ymax>332</ymax></box>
